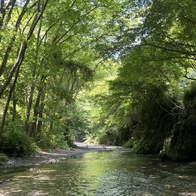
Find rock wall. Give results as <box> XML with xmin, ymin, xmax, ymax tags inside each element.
<box><xmin>160</xmin><ymin>87</ymin><xmax>196</xmax><ymax>162</ymax></box>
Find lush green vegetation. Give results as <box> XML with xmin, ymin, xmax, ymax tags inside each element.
<box><xmin>0</xmin><ymin>0</ymin><xmax>196</xmax><ymax>161</ymax></box>
<box><xmin>0</xmin><ymin>0</ymin><xmax>123</xmax><ymax>155</ymax></box>
<box><xmin>0</xmin><ymin>153</ymin><xmax>8</xmax><ymax>165</ymax></box>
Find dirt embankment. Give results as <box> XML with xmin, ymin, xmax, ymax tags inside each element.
<box><xmin>0</xmin><ymin>142</ymin><xmax>124</xmax><ymax>168</ymax></box>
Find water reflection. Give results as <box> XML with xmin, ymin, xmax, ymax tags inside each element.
<box><xmin>0</xmin><ymin>150</ymin><xmax>196</xmax><ymax>195</ymax></box>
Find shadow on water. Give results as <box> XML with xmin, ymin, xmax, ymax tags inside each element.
<box><xmin>1</xmin><ymin>149</ymin><xmax>196</xmax><ymax>195</ymax></box>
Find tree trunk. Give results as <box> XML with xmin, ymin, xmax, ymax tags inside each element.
<box><xmin>37</xmin><ymin>85</ymin><xmax>46</xmax><ymax>139</ymax></box>
<box><xmin>0</xmin><ymin>42</ymin><xmax>27</xmax><ymax>98</ymax></box>
<box><xmin>0</xmin><ymin>66</ymin><xmax>20</xmax><ymax>142</ymax></box>
<box><xmin>24</xmin><ymin>78</ymin><xmax>37</xmax><ymax>134</ymax></box>
<box><xmin>12</xmin><ymin>89</ymin><xmax>17</xmax><ymax>130</ymax></box>
<box><xmin>30</xmin><ymin>75</ymin><xmax>47</xmax><ymax>138</ymax></box>
<box><xmin>49</xmin><ymin>121</ymin><xmax>54</xmax><ymax>133</ymax></box>
<box><xmin>30</xmin><ymin>88</ymin><xmax>41</xmax><ymax>138</ymax></box>
<box><xmin>0</xmin><ymin>0</ymin><xmax>49</xmax><ymax>98</ymax></box>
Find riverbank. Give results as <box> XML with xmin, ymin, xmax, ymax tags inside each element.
<box><xmin>0</xmin><ymin>142</ymin><xmax>124</xmax><ymax>168</ymax></box>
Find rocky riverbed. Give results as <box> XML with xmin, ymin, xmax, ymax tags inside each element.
<box><xmin>0</xmin><ymin>142</ymin><xmax>124</xmax><ymax>168</ymax></box>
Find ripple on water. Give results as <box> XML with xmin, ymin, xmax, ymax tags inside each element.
<box><xmin>1</xmin><ymin>150</ymin><xmax>196</xmax><ymax>195</ymax></box>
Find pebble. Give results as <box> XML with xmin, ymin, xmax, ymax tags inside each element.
<box><xmin>0</xmin><ymin>178</ymin><xmax>13</xmax><ymax>184</ymax></box>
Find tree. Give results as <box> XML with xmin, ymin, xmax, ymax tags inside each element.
<box><xmin>92</xmin><ymin>0</ymin><xmax>196</xmax><ymax>159</ymax></box>
<box><xmin>141</xmin><ymin>0</ymin><xmax>196</xmax><ymax>79</ymax></box>
<box><xmin>0</xmin><ymin>0</ymin><xmax>128</xmax><ymax>154</ymax></box>
<box><xmin>0</xmin><ymin>0</ymin><xmax>49</xmax><ymax>143</ymax></box>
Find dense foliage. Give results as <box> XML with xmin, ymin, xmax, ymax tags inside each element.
<box><xmin>84</xmin><ymin>0</ymin><xmax>196</xmax><ymax>161</ymax></box>
<box><xmin>1</xmin><ymin>0</ymin><xmax>196</xmax><ymax>161</ymax></box>
<box><xmin>0</xmin><ymin>0</ymin><xmax>124</xmax><ymax>155</ymax></box>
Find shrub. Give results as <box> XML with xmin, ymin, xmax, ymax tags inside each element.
<box><xmin>2</xmin><ymin>130</ymin><xmax>37</xmax><ymax>156</ymax></box>
<box><xmin>124</xmin><ymin>137</ymin><xmax>134</xmax><ymax>148</ymax></box>
<box><xmin>37</xmin><ymin>132</ymin><xmax>69</xmax><ymax>150</ymax></box>
<box><xmin>0</xmin><ymin>153</ymin><xmax>8</xmax><ymax>165</ymax></box>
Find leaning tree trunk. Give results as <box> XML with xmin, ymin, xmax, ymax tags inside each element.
<box><xmin>0</xmin><ymin>0</ymin><xmax>49</xmax><ymax>98</ymax></box>
<box><xmin>0</xmin><ymin>66</ymin><xmax>20</xmax><ymax>143</ymax></box>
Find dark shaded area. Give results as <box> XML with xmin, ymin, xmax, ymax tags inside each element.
<box><xmin>160</xmin><ymin>83</ymin><xmax>196</xmax><ymax>161</ymax></box>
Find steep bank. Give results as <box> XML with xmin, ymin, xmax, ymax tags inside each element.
<box><xmin>160</xmin><ymin>84</ymin><xmax>196</xmax><ymax>161</ymax></box>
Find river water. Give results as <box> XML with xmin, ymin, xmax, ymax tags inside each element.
<box><xmin>0</xmin><ymin>149</ymin><xmax>196</xmax><ymax>195</ymax></box>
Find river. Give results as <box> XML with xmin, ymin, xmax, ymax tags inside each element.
<box><xmin>0</xmin><ymin>149</ymin><xmax>196</xmax><ymax>195</ymax></box>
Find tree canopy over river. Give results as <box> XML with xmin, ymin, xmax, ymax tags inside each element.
<box><xmin>0</xmin><ymin>0</ymin><xmax>196</xmax><ymax>161</ymax></box>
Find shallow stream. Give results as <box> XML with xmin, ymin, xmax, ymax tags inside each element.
<box><xmin>0</xmin><ymin>149</ymin><xmax>196</xmax><ymax>195</ymax></box>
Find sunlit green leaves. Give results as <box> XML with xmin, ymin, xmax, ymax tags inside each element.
<box><xmin>1</xmin><ymin>0</ymin><xmax>132</xmax><ymax>150</ymax></box>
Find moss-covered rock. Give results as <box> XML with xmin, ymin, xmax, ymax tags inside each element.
<box><xmin>132</xmin><ymin>128</ymin><xmax>171</xmax><ymax>154</ymax></box>
<box><xmin>160</xmin><ymin>83</ymin><xmax>196</xmax><ymax>162</ymax></box>
<box><xmin>160</xmin><ymin>118</ymin><xmax>196</xmax><ymax>161</ymax></box>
